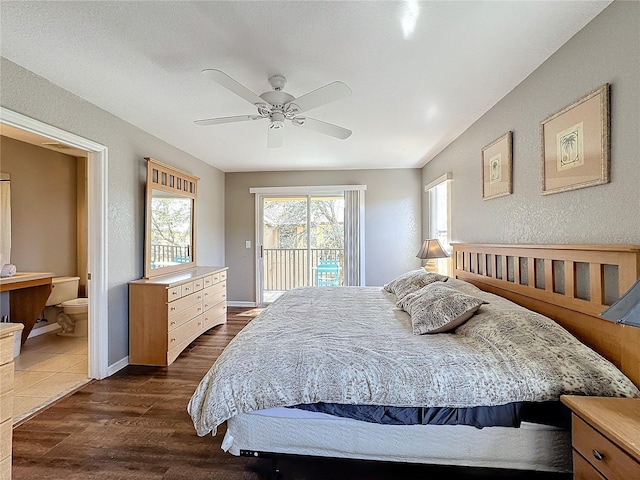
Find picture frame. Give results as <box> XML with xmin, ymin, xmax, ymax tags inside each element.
<box><xmin>482</xmin><ymin>131</ymin><xmax>512</xmax><ymax>200</ymax></box>
<box><xmin>540</xmin><ymin>84</ymin><xmax>610</xmax><ymax>195</ymax></box>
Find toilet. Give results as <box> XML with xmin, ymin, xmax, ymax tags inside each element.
<box><xmin>45</xmin><ymin>276</ymin><xmax>89</xmax><ymax>337</ymax></box>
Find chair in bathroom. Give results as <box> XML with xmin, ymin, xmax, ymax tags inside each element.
<box><xmin>315</xmin><ymin>259</ymin><xmax>341</xmax><ymax>286</ymax></box>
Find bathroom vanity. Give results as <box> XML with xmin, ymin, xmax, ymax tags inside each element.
<box><xmin>129</xmin><ymin>266</ymin><xmax>228</xmax><ymax>366</ymax></box>
<box><xmin>0</xmin><ymin>272</ymin><xmax>53</xmax><ymax>343</ymax></box>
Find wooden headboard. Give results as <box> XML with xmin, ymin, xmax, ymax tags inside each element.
<box><xmin>452</xmin><ymin>243</ymin><xmax>640</xmax><ymax>388</ymax></box>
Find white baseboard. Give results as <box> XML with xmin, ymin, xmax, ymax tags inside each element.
<box><xmin>107</xmin><ymin>356</ymin><xmax>129</xmax><ymax>376</ymax></box>
<box><xmin>28</xmin><ymin>323</ymin><xmax>62</xmax><ymax>338</ymax></box>
<box><xmin>227</xmin><ymin>301</ymin><xmax>257</xmax><ymax>307</ymax></box>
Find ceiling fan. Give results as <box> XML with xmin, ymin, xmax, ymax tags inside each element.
<box><xmin>195</xmin><ymin>69</ymin><xmax>352</xmax><ymax>148</ymax></box>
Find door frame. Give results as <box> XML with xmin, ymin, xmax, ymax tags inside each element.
<box><xmin>1</xmin><ymin>107</ymin><xmax>109</xmax><ymax>379</ymax></box>
<box><xmin>250</xmin><ymin>185</ymin><xmax>364</xmax><ymax>306</ymax></box>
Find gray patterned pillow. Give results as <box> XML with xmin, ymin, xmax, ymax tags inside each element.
<box><xmin>384</xmin><ymin>270</ymin><xmax>448</xmax><ymax>301</ymax></box>
<box><xmin>398</xmin><ymin>282</ymin><xmax>486</xmax><ymax>334</ymax></box>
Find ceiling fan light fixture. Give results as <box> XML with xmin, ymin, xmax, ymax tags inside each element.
<box><xmin>270</xmin><ymin>112</ymin><xmax>285</xmax><ymax>128</ymax></box>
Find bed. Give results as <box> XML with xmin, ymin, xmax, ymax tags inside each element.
<box><xmin>188</xmin><ymin>244</ymin><xmax>640</xmax><ymax>473</ymax></box>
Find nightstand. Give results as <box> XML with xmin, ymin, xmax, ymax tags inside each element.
<box><xmin>561</xmin><ymin>396</ymin><xmax>640</xmax><ymax>480</ymax></box>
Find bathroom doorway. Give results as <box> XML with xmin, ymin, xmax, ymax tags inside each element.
<box><xmin>0</xmin><ymin>109</ymin><xmax>108</xmax><ymax>421</ymax></box>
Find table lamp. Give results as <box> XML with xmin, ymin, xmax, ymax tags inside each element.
<box><xmin>416</xmin><ymin>239</ymin><xmax>449</xmax><ymax>272</ymax></box>
<box><xmin>600</xmin><ymin>278</ymin><xmax>640</xmax><ymax>327</ymax></box>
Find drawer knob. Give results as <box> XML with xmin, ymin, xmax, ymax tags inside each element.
<box><xmin>592</xmin><ymin>449</ymin><xmax>605</xmax><ymax>462</ymax></box>
<box><xmin>170</xmin><ymin>337</ymin><xmax>176</xmax><ymax>343</ymax></box>
<box><xmin>170</xmin><ymin>321</ymin><xmax>176</xmax><ymax>325</ymax></box>
<box><xmin>170</xmin><ymin>307</ymin><xmax>176</xmax><ymax>311</ymax></box>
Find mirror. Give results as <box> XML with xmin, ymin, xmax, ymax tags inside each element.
<box><xmin>144</xmin><ymin>158</ymin><xmax>198</xmax><ymax>278</ymax></box>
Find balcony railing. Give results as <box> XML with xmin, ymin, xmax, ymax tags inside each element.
<box><xmin>150</xmin><ymin>245</ymin><xmax>191</xmax><ymax>266</ymax></box>
<box><xmin>263</xmin><ymin>248</ymin><xmax>344</xmax><ymax>291</ymax></box>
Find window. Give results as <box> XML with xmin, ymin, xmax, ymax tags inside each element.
<box><xmin>426</xmin><ymin>173</ymin><xmax>452</xmax><ymax>275</ymax></box>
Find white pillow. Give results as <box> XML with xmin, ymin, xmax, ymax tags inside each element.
<box><xmin>398</xmin><ymin>282</ymin><xmax>486</xmax><ymax>334</ymax></box>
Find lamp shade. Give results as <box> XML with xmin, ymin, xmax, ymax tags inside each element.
<box><xmin>416</xmin><ymin>239</ymin><xmax>449</xmax><ymax>260</ymax></box>
<box><xmin>600</xmin><ymin>278</ymin><xmax>640</xmax><ymax>327</ymax></box>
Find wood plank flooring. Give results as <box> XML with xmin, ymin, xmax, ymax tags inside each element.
<box><xmin>12</xmin><ymin>307</ymin><xmax>570</xmax><ymax>480</ymax></box>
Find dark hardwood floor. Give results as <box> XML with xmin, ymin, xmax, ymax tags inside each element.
<box><xmin>13</xmin><ymin>307</ymin><xmax>571</xmax><ymax>480</ymax></box>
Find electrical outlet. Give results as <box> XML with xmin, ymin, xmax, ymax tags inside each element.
<box><xmin>245</xmin><ymin>240</ymin><xmax>251</xmax><ymax>249</ymax></box>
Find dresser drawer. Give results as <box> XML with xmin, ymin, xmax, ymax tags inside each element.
<box><xmin>180</xmin><ymin>281</ymin><xmax>195</xmax><ymax>296</ymax></box>
<box><xmin>0</xmin><ymin>418</ymin><xmax>11</xmax><ymax>462</ymax></box>
<box><xmin>572</xmin><ymin>414</ymin><xmax>640</xmax><ymax>480</ymax></box>
<box><xmin>167</xmin><ymin>303</ymin><xmax>203</xmax><ymax>331</ymax></box>
<box><xmin>193</xmin><ymin>278</ymin><xmax>204</xmax><ymax>291</ymax></box>
<box><xmin>203</xmin><ymin>289</ymin><xmax>226</xmax><ymax>311</ymax></box>
<box><xmin>168</xmin><ymin>314</ymin><xmax>204</xmax><ymax>349</ymax></box>
<box><xmin>0</xmin><ymin>363</ymin><xmax>13</xmax><ymax>395</ymax></box>
<box><xmin>203</xmin><ymin>275</ymin><xmax>214</xmax><ymax>288</ymax></box>
<box><xmin>220</xmin><ymin>270</ymin><xmax>227</xmax><ymax>281</ymax></box>
<box><xmin>203</xmin><ymin>302</ymin><xmax>227</xmax><ymax>329</ymax></box>
<box><xmin>0</xmin><ymin>335</ymin><xmax>13</xmax><ymax>365</ymax></box>
<box><xmin>573</xmin><ymin>451</ymin><xmax>606</xmax><ymax>480</ymax></box>
<box><xmin>0</xmin><ymin>391</ymin><xmax>13</xmax><ymax>425</ymax></box>
<box><xmin>0</xmin><ymin>455</ymin><xmax>10</xmax><ymax>480</ymax></box>
<box><xmin>167</xmin><ymin>285</ymin><xmax>182</xmax><ymax>301</ymax></box>
<box><xmin>167</xmin><ymin>291</ymin><xmax>203</xmax><ymax>317</ymax></box>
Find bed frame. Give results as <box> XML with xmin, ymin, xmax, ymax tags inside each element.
<box><xmin>453</xmin><ymin>243</ymin><xmax>640</xmax><ymax>388</ymax></box>
<box><xmin>219</xmin><ymin>244</ymin><xmax>640</xmax><ymax>476</ymax></box>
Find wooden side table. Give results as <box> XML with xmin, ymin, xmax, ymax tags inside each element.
<box><xmin>561</xmin><ymin>395</ymin><xmax>640</xmax><ymax>480</ymax></box>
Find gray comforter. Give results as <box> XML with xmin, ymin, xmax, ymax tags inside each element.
<box><xmin>188</xmin><ymin>283</ymin><xmax>639</xmax><ymax>436</ymax></box>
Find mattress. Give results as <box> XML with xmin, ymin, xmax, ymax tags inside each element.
<box><xmin>223</xmin><ymin>409</ymin><xmax>573</xmax><ymax>472</ymax></box>
<box><xmin>189</xmin><ymin>283</ymin><xmax>639</xmax><ymax>437</ymax></box>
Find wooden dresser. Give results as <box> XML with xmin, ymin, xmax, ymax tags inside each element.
<box><xmin>129</xmin><ymin>266</ymin><xmax>228</xmax><ymax>366</ymax></box>
<box><xmin>561</xmin><ymin>395</ymin><xmax>640</xmax><ymax>480</ymax></box>
<box><xmin>1</xmin><ymin>323</ymin><xmax>23</xmax><ymax>480</ymax></box>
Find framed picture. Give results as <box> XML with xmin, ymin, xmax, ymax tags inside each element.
<box><xmin>482</xmin><ymin>131</ymin><xmax>512</xmax><ymax>200</ymax></box>
<box><xmin>540</xmin><ymin>84</ymin><xmax>610</xmax><ymax>195</ymax></box>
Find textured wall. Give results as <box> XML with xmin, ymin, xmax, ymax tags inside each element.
<box><xmin>422</xmin><ymin>1</ymin><xmax>640</xmax><ymax>245</ymax></box>
<box><xmin>1</xmin><ymin>58</ymin><xmax>225</xmax><ymax>366</ymax></box>
<box><xmin>226</xmin><ymin>169</ymin><xmax>422</xmax><ymax>303</ymax></box>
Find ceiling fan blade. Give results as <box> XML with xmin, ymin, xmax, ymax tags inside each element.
<box><xmin>288</xmin><ymin>81</ymin><xmax>351</xmax><ymax>113</ymax></box>
<box><xmin>202</xmin><ymin>69</ymin><xmax>269</xmax><ymax>107</ymax></box>
<box><xmin>194</xmin><ymin>115</ymin><xmax>262</xmax><ymax>126</ymax></box>
<box><xmin>267</xmin><ymin>125</ymin><xmax>284</xmax><ymax>148</ymax></box>
<box><xmin>293</xmin><ymin>117</ymin><xmax>352</xmax><ymax>140</ymax></box>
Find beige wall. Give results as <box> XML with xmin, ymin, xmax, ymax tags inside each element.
<box><xmin>226</xmin><ymin>169</ymin><xmax>422</xmax><ymax>303</ymax></box>
<box><xmin>422</xmin><ymin>1</ymin><xmax>640</xmax><ymax>244</ymax></box>
<box><xmin>0</xmin><ymin>136</ymin><xmax>79</xmax><ymax>275</ymax></box>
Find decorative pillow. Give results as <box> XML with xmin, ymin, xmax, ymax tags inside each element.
<box><xmin>398</xmin><ymin>282</ymin><xmax>487</xmax><ymax>334</ymax></box>
<box><xmin>383</xmin><ymin>270</ymin><xmax>448</xmax><ymax>301</ymax></box>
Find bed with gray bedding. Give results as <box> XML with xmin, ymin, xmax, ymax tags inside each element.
<box><xmin>187</xmin><ymin>277</ymin><xmax>639</xmax><ymax>470</ymax></box>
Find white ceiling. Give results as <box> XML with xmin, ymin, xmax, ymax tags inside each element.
<box><xmin>0</xmin><ymin>1</ymin><xmax>611</xmax><ymax>172</ymax></box>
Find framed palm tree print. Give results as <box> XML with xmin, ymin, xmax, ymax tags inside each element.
<box><xmin>540</xmin><ymin>84</ymin><xmax>610</xmax><ymax>195</ymax></box>
<box><xmin>482</xmin><ymin>131</ymin><xmax>512</xmax><ymax>200</ymax></box>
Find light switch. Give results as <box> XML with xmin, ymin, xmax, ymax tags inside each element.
<box><xmin>245</xmin><ymin>240</ymin><xmax>251</xmax><ymax>249</ymax></box>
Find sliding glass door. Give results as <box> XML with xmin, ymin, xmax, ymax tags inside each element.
<box><xmin>259</xmin><ymin>195</ymin><xmax>345</xmax><ymax>304</ymax></box>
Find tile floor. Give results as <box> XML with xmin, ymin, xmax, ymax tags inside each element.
<box><xmin>12</xmin><ymin>331</ymin><xmax>89</xmax><ymax>423</ymax></box>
